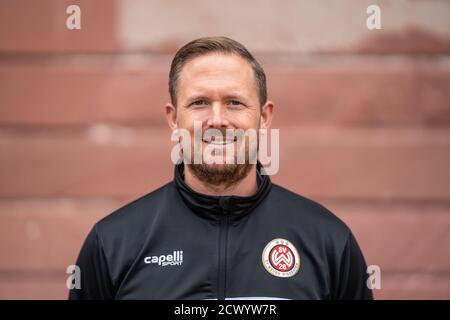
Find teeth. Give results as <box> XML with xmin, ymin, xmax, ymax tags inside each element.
<box><xmin>202</xmin><ymin>137</ymin><xmax>235</xmax><ymax>144</ymax></box>
<box><xmin>204</xmin><ymin>140</ymin><xmax>234</xmax><ymax>145</ymax></box>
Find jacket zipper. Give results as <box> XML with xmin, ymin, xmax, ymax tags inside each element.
<box><xmin>217</xmin><ymin>214</ymin><xmax>229</xmax><ymax>300</ymax></box>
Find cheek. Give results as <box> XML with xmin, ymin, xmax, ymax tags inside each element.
<box><xmin>177</xmin><ymin>111</ymin><xmax>208</xmax><ymax>130</ymax></box>
<box><xmin>229</xmin><ymin>112</ymin><xmax>260</xmax><ymax>129</ymax></box>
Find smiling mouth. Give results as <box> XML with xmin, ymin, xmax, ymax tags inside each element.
<box><xmin>202</xmin><ymin>136</ymin><xmax>237</xmax><ymax>145</ymax></box>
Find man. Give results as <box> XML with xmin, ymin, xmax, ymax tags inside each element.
<box><xmin>69</xmin><ymin>37</ymin><xmax>373</xmax><ymax>300</ymax></box>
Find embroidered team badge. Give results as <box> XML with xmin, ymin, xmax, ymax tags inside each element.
<box><xmin>262</xmin><ymin>238</ymin><xmax>300</xmax><ymax>278</ymax></box>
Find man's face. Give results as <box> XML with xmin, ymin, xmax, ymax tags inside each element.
<box><xmin>166</xmin><ymin>53</ymin><xmax>272</xmax><ymax>186</ymax></box>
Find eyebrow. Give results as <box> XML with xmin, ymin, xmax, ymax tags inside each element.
<box><xmin>183</xmin><ymin>95</ymin><xmax>210</xmax><ymax>107</ymax></box>
<box><xmin>184</xmin><ymin>93</ymin><xmax>248</xmax><ymax>105</ymax></box>
<box><xmin>222</xmin><ymin>94</ymin><xmax>248</xmax><ymax>102</ymax></box>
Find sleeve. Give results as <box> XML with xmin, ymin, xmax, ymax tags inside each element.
<box><xmin>333</xmin><ymin>232</ymin><xmax>374</xmax><ymax>300</ymax></box>
<box><xmin>68</xmin><ymin>224</ymin><xmax>115</xmax><ymax>300</ymax></box>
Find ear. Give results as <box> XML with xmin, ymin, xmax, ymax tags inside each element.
<box><xmin>165</xmin><ymin>103</ymin><xmax>178</xmax><ymax>130</ymax></box>
<box><xmin>260</xmin><ymin>101</ymin><xmax>274</xmax><ymax>130</ymax></box>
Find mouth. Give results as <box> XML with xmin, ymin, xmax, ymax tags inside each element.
<box><xmin>202</xmin><ymin>136</ymin><xmax>237</xmax><ymax>146</ymax></box>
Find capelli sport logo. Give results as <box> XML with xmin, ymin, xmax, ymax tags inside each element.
<box><xmin>262</xmin><ymin>239</ymin><xmax>300</xmax><ymax>278</ymax></box>
<box><xmin>144</xmin><ymin>251</ymin><xmax>183</xmax><ymax>267</ymax></box>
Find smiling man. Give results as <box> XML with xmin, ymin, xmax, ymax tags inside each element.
<box><xmin>69</xmin><ymin>37</ymin><xmax>373</xmax><ymax>300</ymax></box>
<box><xmin>166</xmin><ymin>40</ymin><xmax>272</xmax><ymax>196</ymax></box>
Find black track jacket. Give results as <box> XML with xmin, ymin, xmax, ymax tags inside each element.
<box><xmin>69</xmin><ymin>163</ymin><xmax>373</xmax><ymax>300</ymax></box>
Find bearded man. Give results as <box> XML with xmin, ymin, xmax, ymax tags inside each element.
<box><xmin>69</xmin><ymin>37</ymin><xmax>373</xmax><ymax>300</ymax></box>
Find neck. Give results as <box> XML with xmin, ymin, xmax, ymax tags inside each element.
<box><xmin>184</xmin><ymin>164</ymin><xmax>258</xmax><ymax>197</ymax></box>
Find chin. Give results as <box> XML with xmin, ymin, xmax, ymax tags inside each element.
<box><xmin>202</xmin><ymin>160</ymin><xmax>237</xmax><ymax>171</ymax></box>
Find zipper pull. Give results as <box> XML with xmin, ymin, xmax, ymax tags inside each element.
<box><xmin>219</xmin><ymin>196</ymin><xmax>231</xmax><ymax>212</ymax></box>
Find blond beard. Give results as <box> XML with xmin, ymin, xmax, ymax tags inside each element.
<box><xmin>185</xmin><ymin>133</ymin><xmax>258</xmax><ymax>188</ymax></box>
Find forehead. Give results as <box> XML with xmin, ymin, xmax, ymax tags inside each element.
<box><xmin>177</xmin><ymin>53</ymin><xmax>257</xmax><ymax>98</ymax></box>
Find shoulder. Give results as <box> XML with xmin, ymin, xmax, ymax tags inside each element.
<box><xmin>267</xmin><ymin>183</ymin><xmax>351</xmax><ymax>238</ymax></box>
<box><xmin>94</xmin><ymin>182</ymin><xmax>174</xmax><ymax>240</ymax></box>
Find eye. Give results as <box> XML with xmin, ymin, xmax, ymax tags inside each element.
<box><xmin>227</xmin><ymin>100</ymin><xmax>242</xmax><ymax>106</ymax></box>
<box><xmin>191</xmin><ymin>100</ymin><xmax>207</xmax><ymax>106</ymax></box>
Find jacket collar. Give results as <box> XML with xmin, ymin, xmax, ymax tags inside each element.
<box><xmin>174</xmin><ymin>162</ymin><xmax>272</xmax><ymax>222</ymax></box>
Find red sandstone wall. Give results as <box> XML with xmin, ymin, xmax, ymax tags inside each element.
<box><xmin>0</xmin><ymin>0</ymin><xmax>449</xmax><ymax>299</ymax></box>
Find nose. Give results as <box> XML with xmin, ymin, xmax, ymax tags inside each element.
<box><xmin>206</xmin><ymin>103</ymin><xmax>229</xmax><ymax>128</ymax></box>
